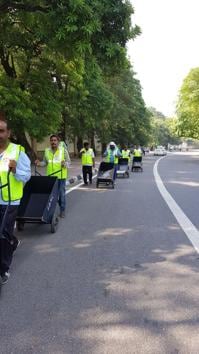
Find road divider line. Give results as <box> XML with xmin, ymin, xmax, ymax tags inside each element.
<box><xmin>154</xmin><ymin>157</ymin><xmax>199</xmax><ymax>253</ymax></box>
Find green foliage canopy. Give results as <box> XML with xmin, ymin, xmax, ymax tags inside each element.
<box><xmin>0</xmin><ymin>0</ymin><xmax>150</xmax><ymax>153</ymax></box>
<box><xmin>148</xmin><ymin>107</ymin><xmax>180</xmax><ymax>147</ymax></box>
<box><xmin>177</xmin><ymin>67</ymin><xmax>199</xmax><ymax>139</ymax></box>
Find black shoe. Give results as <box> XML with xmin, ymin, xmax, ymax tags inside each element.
<box><xmin>89</xmin><ymin>181</ymin><xmax>92</xmax><ymax>184</ymax></box>
<box><xmin>84</xmin><ymin>182</ymin><xmax>88</xmax><ymax>185</ymax></box>
<box><xmin>1</xmin><ymin>272</ymin><xmax>10</xmax><ymax>285</ymax></box>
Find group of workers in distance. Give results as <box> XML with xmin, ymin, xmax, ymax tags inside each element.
<box><xmin>0</xmin><ymin>111</ymin><xmax>143</xmax><ymax>285</ymax></box>
<box><xmin>79</xmin><ymin>141</ymin><xmax>143</xmax><ymax>184</ymax></box>
<box><xmin>104</xmin><ymin>141</ymin><xmax>142</xmax><ymax>180</ymax></box>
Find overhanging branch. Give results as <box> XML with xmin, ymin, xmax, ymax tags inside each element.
<box><xmin>0</xmin><ymin>1</ymin><xmax>50</xmax><ymax>14</ymax></box>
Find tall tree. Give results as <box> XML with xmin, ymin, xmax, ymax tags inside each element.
<box><xmin>0</xmin><ymin>0</ymin><xmax>145</xmax><ymax>154</ymax></box>
<box><xmin>149</xmin><ymin>107</ymin><xmax>180</xmax><ymax>146</ymax></box>
<box><xmin>177</xmin><ymin>67</ymin><xmax>199</xmax><ymax>139</ymax></box>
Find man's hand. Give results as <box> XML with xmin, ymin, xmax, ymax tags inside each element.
<box><xmin>9</xmin><ymin>160</ymin><xmax>17</xmax><ymax>173</ymax></box>
<box><xmin>35</xmin><ymin>159</ymin><xmax>40</xmax><ymax>166</ymax></box>
<box><xmin>61</xmin><ymin>160</ymin><xmax>66</xmax><ymax>167</ymax></box>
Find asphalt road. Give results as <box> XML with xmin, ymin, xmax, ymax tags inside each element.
<box><xmin>0</xmin><ymin>152</ymin><xmax>199</xmax><ymax>354</ymax></box>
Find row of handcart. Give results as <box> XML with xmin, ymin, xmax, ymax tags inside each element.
<box><xmin>0</xmin><ymin>157</ymin><xmax>142</xmax><ymax>238</ymax></box>
<box><xmin>96</xmin><ymin>156</ymin><xmax>143</xmax><ymax>189</ymax></box>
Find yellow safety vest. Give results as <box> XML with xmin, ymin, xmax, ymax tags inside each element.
<box><xmin>45</xmin><ymin>147</ymin><xmax>67</xmax><ymax>179</ymax></box>
<box><xmin>80</xmin><ymin>148</ymin><xmax>94</xmax><ymax>166</ymax></box>
<box><xmin>133</xmin><ymin>149</ymin><xmax>142</xmax><ymax>157</ymax></box>
<box><xmin>20</xmin><ymin>145</ymin><xmax>25</xmax><ymax>153</ymax></box>
<box><xmin>0</xmin><ymin>143</ymin><xmax>23</xmax><ymax>202</ymax></box>
<box><xmin>122</xmin><ymin>149</ymin><xmax>131</xmax><ymax>160</ymax></box>
<box><xmin>105</xmin><ymin>149</ymin><xmax>119</xmax><ymax>164</ymax></box>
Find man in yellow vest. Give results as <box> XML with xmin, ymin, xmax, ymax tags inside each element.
<box><xmin>121</xmin><ymin>146</ymin><xmax>131</xmax><ymax>162</ymax></box>
<box><xmin>104</xmin><ymin>142</ymin><xmax>122</xmax><ymax>181</ymax></box>
<box><xmin>35</xmin><ymin>134</ymin><xmax>70</xmax><ymax>218</ymax></box>
<box><xmin>80</xmin><ymin>142</ymin><xmax>95</xmax><ymax>185</ymax></box>
<box><xmin>133</xmin><ymin>145</ymin><xmax>142</xmax><ymax>157</ymax></box>
<box><xmin>0</xmin><ymin>117</ymin><xmax>31</xmax><ymax>285</ymax></box>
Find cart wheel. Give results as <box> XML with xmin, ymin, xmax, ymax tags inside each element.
<box><xmin>51</xmin><ymin>209</ymin><xmax>59</xmax><ymax>233</ymax></box>
<box><xmin>17</xmin><ymin>221</ymin><xmax>24</xmax><ymax>231</ymax></box>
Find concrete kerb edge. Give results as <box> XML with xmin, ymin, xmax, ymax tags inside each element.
<box><xmin>66</xmin><ymin>168</ymin><xmax>98</xmax><ymax>186</ymax></box>
<box><xmin>66</xmin><ymin>175</ymin><xmax>83</xmax><ymax>186</ymax></box>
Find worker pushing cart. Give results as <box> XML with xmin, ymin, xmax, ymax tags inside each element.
<box><xmin>0</xmin><ymin>116</ymin><xmax>31</xmax><ymax>285</ymax></box>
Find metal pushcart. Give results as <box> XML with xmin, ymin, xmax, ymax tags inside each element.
<box><xmin>131</xmin><ymin>156</ymin><xmax>143</xmax><ymax>172</ymax></box>
<box><xmin>96</xmin><ymin>162</ymin><xmax>115</xmax><ymax>189</ymax></box>
<box><xmin>16</xmin><ymin>173</ymin><xmax>60</xmax><ymax>233</ymax></box>
<box><xmin>116</xmin><ymin>158</ymin><xmax>130</xmax><ymax>178</ymax></box>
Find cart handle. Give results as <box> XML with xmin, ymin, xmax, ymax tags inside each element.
<box><xmin>34</xmin><ymin>165</ymin><xmax>62</xmax><ymax>177</ymax></box>
<box><xmin>0</xmin><ymin>169</ymin><xmax>11</xmax><ymax>190</ymax></box>
<box><xmin>0</xmin><ymin>169</ymin><xmax>11</xmax><ymax>196</ymax></box>
<box><xmin>48</xmin><ymin>169</ymin><xmax>62</xmax><ymax>177</ymax></box>
<box><xmin>34</xmin><ymin>165</ymin><xmax>42</xmax><ymax>176</ymax></box>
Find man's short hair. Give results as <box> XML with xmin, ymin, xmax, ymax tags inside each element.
<box><xmin>50</xmin><ymin>134</ymin><xmax>59</xmax><ymax>140</ymax></box>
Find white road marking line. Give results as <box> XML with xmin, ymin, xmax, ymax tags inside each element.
<box><xmin>66</xmin><ymin>174</ymin><xmax>97</xmax><ymax>195</ymax></box>
<box><xmin>154</xmin><ymin>157</ymin><xmax>199</xmax><ymax>253</ymax></box>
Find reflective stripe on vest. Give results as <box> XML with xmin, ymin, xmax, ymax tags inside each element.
<box><xmin>81</xmin><ymin>148</ymin><xmax>93</xmax><ymax>166</ymax></box>
<box><xmin>0</xmin><ymin>143</ymin><xmax>23</xmax><ymax>202</ymax></box>
<box><xmin>105</xmin><ymin>149</ymin><xmax>118</xmax><ymax>164</ymax></box>
<box><xmin>45</xmin><ymin>147</ymin><xmax>67</xmax><ymax>179</ymax></box>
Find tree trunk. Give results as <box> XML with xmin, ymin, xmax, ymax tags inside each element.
<box><xmin>77</xmin><ymin>136</ymin><xmax>83</xmax><ymax>155</ymax></box>
<box><xmin>73</xmin><ymin>137</ymin><xmax>77</xmax><ymax>157</ymax></box>
<box><xmin>102</xmin><ymin>143</ymin><xmax>107</xmax><ymax>156</ymax></box>
<box><xmin>30</xmin><ymin>137</ymin><xmax>37</xmax><ymax>158</ymax></box>
<box><xmin>12</xmin><ymin>130</ymin><xmax>36</xmax><ymax>161</ymax></box>
<box><xmin>90</xmin><ymin>133</ymin><xmax>96</xmax><ymax>155</ymax></box>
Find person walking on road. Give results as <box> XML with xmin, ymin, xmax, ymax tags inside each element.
<box><xmin>35</xmin><ymin>134</ymin><xmax>70</xmax><ymax>218</ymax></box>
<box><xmin>133</xmin><ymin>145</ymin><xmax>142</xmax><ymax>158</ymax></box>
<box><xmin>0</xmin><ymin>117</ymin><xmax>31</xmax><ymax>285</ymax></box>
<box><xmin>80</xmin><ymin>142</ymin><xmax>95</xmax><ymax>185</ymax></box>
<box><xmin>121</xmin><ymin>146</ymin><xmax>131</xmax><ymax>162</ymax></box>
<box><xmin>104</xmin><ymin>142</ymin><xmax>121</xmax><ymax>181</ymax></box>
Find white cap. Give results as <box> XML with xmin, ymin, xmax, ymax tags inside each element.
<box><xmin>109</xmin><ymin>141</ymin><xmax>116</xmax><ymax>146</ymax></box>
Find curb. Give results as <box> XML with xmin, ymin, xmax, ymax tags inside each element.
<box><xmin>66</xmin><ymin>168</ymin><xmax>98</xmax><ymax>186</ymax></box>
<box><xmin>66</xmin><ymin>174</ymin><xmax>82</xmax><ymax>186</ymax></box>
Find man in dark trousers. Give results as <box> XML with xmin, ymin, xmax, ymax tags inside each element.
<box><xmin>0</xmin><ymin>115</ymin><xmax>31</xmax><ymax>285</ymax></box>
<box><xmin>35</xmin><ymin>134</ymin><xmax>69</xmax><ymax>218</ymax></box>
<box><xmin>80</xmin><ymin>142</ymin><xmax>95</xmax><ymax>185</ymax></box>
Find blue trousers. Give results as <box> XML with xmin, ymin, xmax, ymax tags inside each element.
<box><xmin>58</xmin><ymin>179</ymin><xmax>66</xmax><ymax>212</ymax></box>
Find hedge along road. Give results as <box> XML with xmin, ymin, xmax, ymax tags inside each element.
<box><xmin>0</xmin><ymin>153</ymin><xmax>199</xmax><ymax>354</ymax></box>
